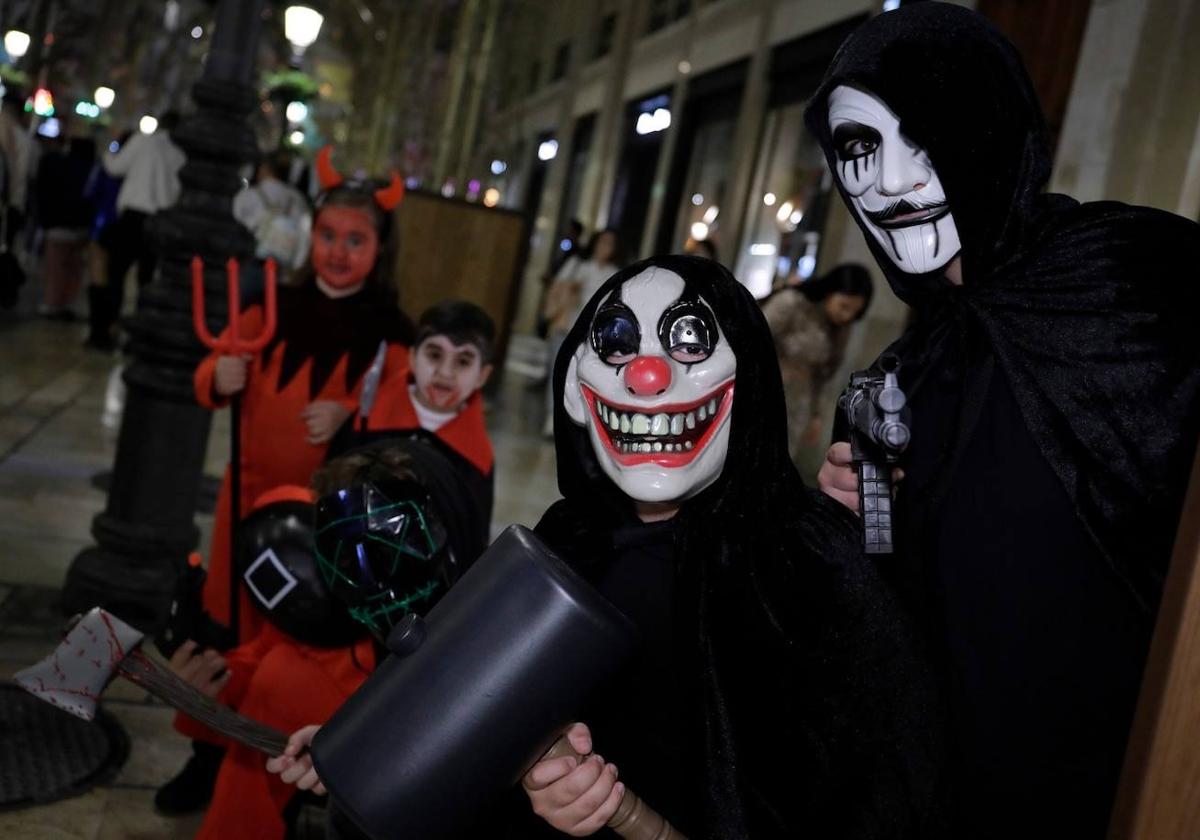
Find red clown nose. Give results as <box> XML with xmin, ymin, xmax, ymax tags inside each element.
<box><xmin>623</xmin><ymin>356</ymin><xmax>672</xmax><ymax>396</ymax></box>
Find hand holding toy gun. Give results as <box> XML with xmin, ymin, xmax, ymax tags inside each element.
<box><xmin>837</xmin><ymin>353</ymin><xmax>910</xmax><ymax>554</ymax></box>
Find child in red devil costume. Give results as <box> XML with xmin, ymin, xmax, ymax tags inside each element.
<box><xmin>156</xmin><ymin>148</ymin><xmax>412</xmax><ymax>815</ymax></box>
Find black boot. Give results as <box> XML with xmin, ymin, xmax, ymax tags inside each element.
<box><xmin>83</xmin><ymin>285</ymin><xmax>117</xmax><ymax>351</ymax></box>
<box><xmin>154</xmin><ymin>740</ymin><xmax>226</xmax><ymax>815</ymax></box>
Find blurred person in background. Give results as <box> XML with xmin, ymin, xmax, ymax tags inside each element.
<box><xmin>683</xmin><ymin>235</ymin><xmax>719</xmax><ymax>263</ymax></box>
<box><xmin>82</xmin><ymin>129</ymin><xmax>131</xmax><ymax>346</ymax></box>
<box><xmin>34</xmin><ymin>134</ymin><xmax>96</xmax><ymax>319</ymax></box>
<box><xmin>0</xmin><ymin>86</ymin><xmax>35</xmax><ymax>307</ymax></box>
<box><xmin>534</xmin><ymin>218</ymin><xmax>586</xmax><ymax>342</ymax></box>
<box><xmin>540</xmin><ymin>228</ymin><xmax>624</xmax><ymax>436</ymax></box>
<box><xmin>0</xmin><ymin>86</ymin><xmax>35</xmax><ymax>252</ymax></box>
<box><xmin>761</xmin><ymin>263</ymin><xmax>873</xmax><ymax>464</ymax></box>
<box><xmin>92</xmin><ymin>111</ymin><xmax>185</xmax><ymax>350</ymax></box>
<box><xmin>233</xmin><ymin>148</ymin><xmax>312</xmax><ymax>293</ymax></box>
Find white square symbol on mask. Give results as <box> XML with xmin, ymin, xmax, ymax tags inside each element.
<box><xmin>243</xmin><ymin>548</ymin><xmax>298</xmax><ymax>610</ymax></box>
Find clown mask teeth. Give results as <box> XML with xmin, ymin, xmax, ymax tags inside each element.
<box><xmin>588</xmin><ymin>385</ymin><xmax>732</xmax><ymax>462</ymax></box>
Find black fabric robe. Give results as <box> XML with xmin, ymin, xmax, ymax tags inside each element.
<box><xmin>804</xmin><ymin>4</ymin><xmax>1200</xmax><ymax>836</ymax></box>
<box><xmin>534</xmin><ymin>255</ymin><xmax>948</xmax><ymax>839</ymax></box>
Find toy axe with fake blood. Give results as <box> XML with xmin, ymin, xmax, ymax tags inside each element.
<box><xmin>15</xmin><ymin>607</ymin><xmax>288</xmax><ymax>756</ymax></box>
<box><xmin>191</xmin><ymin>256</ymin><xmax>277</xmax><ymax>641</ymax></box>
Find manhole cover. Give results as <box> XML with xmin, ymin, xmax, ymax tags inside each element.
<box><xmin>0</xmin><ymin>682</ymin><xmax>129</xmax><ymax>810</ymax></box>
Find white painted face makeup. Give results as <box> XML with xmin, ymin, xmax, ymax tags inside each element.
<box><xmin>563</xmin><ymin>268</ymin><xmax>736</xmax><ymax>504</ymax></box>
<box><xmin>827</xmin><ymin>85</ymin><xmax>961</xmax><ymax>275</ymax></box>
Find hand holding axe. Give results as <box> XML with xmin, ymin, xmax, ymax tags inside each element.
<box><xmin>15</xmin><ymin>607</ymin><xmax>288</xmax><ymax>756</ymax></box>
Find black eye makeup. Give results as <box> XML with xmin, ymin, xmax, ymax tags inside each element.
<box><xmin>832</xmin><ymin>121</ymin><xmax>882</xmax><ymax>181</ymax></box>
<box><xmin>591</xmin><ymin>302</ymin><xmax>642</xmax><ymax>366</ymax></box>
<box><xmin>657</xmin><ymin>299</ymin><xmax>717</xmax><ymax>364</ymax></box>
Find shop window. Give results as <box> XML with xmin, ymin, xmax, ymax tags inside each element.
<box><xmin>735</xmin><ymin>101</ymin><xmax>834</xmax><ymax>299</ymax></box>
<box><xmin>647</xmin><ymin>0</ymin><xmax>690</xmax><ymax>34</ymax></box>
<box><xmin>594</xmin><ymin>13</ymin><xmax>616</xmax><ymax>59</ymax></box>
<box><xmin>551</xmin><ymin>41</ymin><xmax>571</xmax><ymax>81</ymax></box>
<box><xmin>671</xmin><ymin>118</ymin><xmax>737</xmax><ymax>259</ymax></box>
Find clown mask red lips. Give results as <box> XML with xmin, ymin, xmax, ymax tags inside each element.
<box><xmin>311</xmin><ymin>205</ymin><xmax>380</xmax><ymax>294</ymax></box>
<box><xmin>564</xmin><ymin>267</ymin><xmax>737</xmax><ymax>504</ymax></box>
<box><xmin>582</xmin><ymin>381</ymin><xmax>734</xmax><ymax>465</ymax></box>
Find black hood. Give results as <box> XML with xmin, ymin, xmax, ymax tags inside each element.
<box><xmin>805</xmin><ymin>2</ymin><xmax>1050</xmax><ymax>305</ymax></box>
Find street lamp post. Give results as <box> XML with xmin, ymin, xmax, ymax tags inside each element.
<box><xmin>61</xmin><ymin>0</ymin><xmax>268</xmax><ymax>632</ymax></box>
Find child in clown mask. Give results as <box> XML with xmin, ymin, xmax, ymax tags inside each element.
<box><xmin>159</xmin><ymin>147</ymin><xmax>414</xmax><ymax>815</ymax></box>
<box><xmin>519</xmin><ymin>255</ymin><xmax>946</xmax><ymax>838</ymax></box>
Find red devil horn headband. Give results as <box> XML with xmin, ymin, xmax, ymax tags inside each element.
<box><xmin>316</xmin><ymin>145</ymin><xmax>343</xmax><ymax>191</ymax></box>
<box><xmin>374</xmin><ymin>171</ymin><xmax>404</xmax><ymax>211</ymax></box>
<box><xmin>316</xmin><ymin>146</ymin><xmax>404</xmax><ymax>211</ymax></box>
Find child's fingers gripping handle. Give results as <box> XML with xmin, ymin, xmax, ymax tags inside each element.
<box><xmin>542</xmin><ymin>735</ymin><xmax>688</xmax><ymax>840</ymax></box>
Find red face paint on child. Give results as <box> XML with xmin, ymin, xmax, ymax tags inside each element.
<box><xmin>311</xmin><ymin>206</ymin><xmax>380</xmax><ymax>293</ymax></box>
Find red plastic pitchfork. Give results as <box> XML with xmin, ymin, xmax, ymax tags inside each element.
<box><xmin>191</xmin><ymin>256</ymin><xmax>277</xmax><ymax>641</ymax></box>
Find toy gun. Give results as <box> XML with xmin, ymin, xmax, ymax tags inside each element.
<box><xmin>837</xmin><ymin>353</ymin><xmax>910</xmax><ymax>554</ymax></box>
<box><xmin>157</xmin><ymin>551</ymin><xmax>235</xmax><ymax>658</ymax></box>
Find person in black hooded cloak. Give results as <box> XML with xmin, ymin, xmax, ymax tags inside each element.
<box><xmin>805</xmin><ymin>4</ymin><xmax>1200</xmax><ymax>838</ymax></box>
<box><xmin>518</xmin><ymin>254</ymin><xmax>947</xmax><ymax>838</ymax></box>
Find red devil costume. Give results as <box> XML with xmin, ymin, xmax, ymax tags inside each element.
<box><xmin>192</xmin><ymin>148</ymin><xmax>413</xmax><ymax>641</ymax></box>
<box><xmin>173</xmin><ymin>151</ymin><xmax>412</xmax><ymax>805</ymax></box>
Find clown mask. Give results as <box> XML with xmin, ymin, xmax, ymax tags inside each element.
<box><xmin>826</xmin><ymin>85</ymin><xmax>961</xmax><ymax>275</ymax></box>
<box><xmin>411</xmin><ymin>335</ymin><xmax>493</xmax><ymax>412</ymax></box>
<box><xmin>564</xmin><ymin>268</ymin><xmax>736</xmax><ymax>504</ymax></box>
<box><xmin>311</xmin><ymin>205</ymin><xmax>380</xmax><ymax>295</ymax></box>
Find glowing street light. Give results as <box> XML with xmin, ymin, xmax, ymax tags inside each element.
<box><xmin>285</xmin><ymin>100</ymin><xmax>308</xmax><ymax>123</ymax></box>
<box><xmin>94</xmin><ymin>86</ymin><xmax>115</xmax><ymax>109</ymax></box>
<box><xmin>3</xmin><ymin>30</ymin><xmax>31</xmax><ymax>60</ymax></box>
<box><xmin>537</xmin><ymin>139</ymin><xmax>558</xmax><ymax>161</ymax></box>
<box><xmin>490</xmin><ymin>159</ymin><xmax>507</xmax><ymax>175</ymax></box>
<box><xmin>139</xmin><ymin>115</ymin><xmax>159</xmax><ymax>135</ymax></box>
<box><xmin>289</xmin><ymin>129</ymin><xmax>305</xmax><ymax>146</ymax></box>
<box><xmin>285</xmin><ymin>6</ymin><xmax>324</xmax><ymax>50</ymax></box>
<box><xmin>32</xmin><ymin>88</ymin><xmax>54</xmax><ymax>117</ymax></box>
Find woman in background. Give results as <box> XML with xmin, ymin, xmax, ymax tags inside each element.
<box><xmin>540</xmin><ymin>228</ymin><xmax>624</xmax><ymax>436</ymax></box>
<box><xmin>761</xmin><ymin>263</ymin><xmax>873</xmax><ymax>464</ymax></box>
<box><xmin>35</xmin><ymin>136</ymin><xmax>95</xmax><ymax>319</ymax></box>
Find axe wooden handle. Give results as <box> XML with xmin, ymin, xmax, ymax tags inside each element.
<box><xmin>543</xmin><ymin>736</ymin><xmax>687</xmax><ymax>840</ymax></box>
<box><xmin>118</xmin><ymin>650</ymin><xmax>289</xmax><ymax>756</ymax></box>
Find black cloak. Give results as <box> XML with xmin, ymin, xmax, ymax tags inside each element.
<box><xmin>536</xmin><ymin>255</ymin><xmax>947</xmax><ymax>839</ymax></box>
<box><xmin>804</xmin><ymin>2</ymin><xmax>1200</xmax><ymax>610</ymax></box>
<box><xmin>804</xmin><ymin>4</ymin><xmax>1200</xmax><ymax>834</ymax></box>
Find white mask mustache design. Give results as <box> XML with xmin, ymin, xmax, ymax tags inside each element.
<box><xmin>563</xmin><ymin>268</ymin><xmax>736</xmax><ymax>505</ymax></box>
<box><xmin>826</xmin><ymin>85</ymin><xmax>961</xmax><ymax>275</ymax></box>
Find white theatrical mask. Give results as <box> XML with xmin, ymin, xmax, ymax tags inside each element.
<box><xmin>563</xmin><ymin>267</ymin><xmax>736</xmax><ymax>504</ymax></box>
<box><xmin>826</xmin><ymin>85</ymin><xmax>961</xmax><ymax>274</ymax></box>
